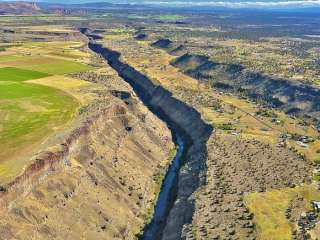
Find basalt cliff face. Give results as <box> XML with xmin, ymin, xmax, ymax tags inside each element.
<box><xmin>86</xmin><ymin>35</ymin><xmax>213</xmax><ymax>239</ymax></box>
<box><xmin>86</xmin><ymin>32</ymin><xmax>314</xmax><ymax>240</ymax></box>
<box><xmin>153</xmin><ymin>39</ymin><xmax>320</xmax><ymax>121</ymax></box>
<box><xmin>87</xmin><ymin>42</ymin><xmax>212</xmax><ymax>143</ymax></box>
<box><xmin>0</xmin><ymin>59</ymin><xmax>174</xmax><ymax>239</ymax></box>
<box><xmin>171</xmin><ymin>53</ymin><xmax>320</xmax><ymax>119</ymax></box>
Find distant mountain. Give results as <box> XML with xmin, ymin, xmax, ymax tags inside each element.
<box><xmin>18</xmin><ymin>0</ymin><xmax>320</xmax><ymax>8</ymax></box>
<box><xmin>0</xmin><ymin>1</ymin><xmax>41</xmax><ymax>14</ymax></box>
<box><xmin>37</xmin><ymin>1</ymin><xmax>115</xmax><ymax>8</ymax></box>
<box><xmin>3</xmin><ymin>0</ymin><xmax>320</xmax><ymax>11</ymax></box>
<box><xmin>37</xmin><ymin>1</ymin><xmax>146</xmax><ymax>12</ymax></box>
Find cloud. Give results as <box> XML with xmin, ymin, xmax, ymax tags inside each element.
<box><xmin>3</xmin><ymin>0</ymin><xmax>320</xmax><ymax>8</ymax></box>
<box><xmin>141</xmin><ymin>0</ymin><xmax>320</xmax><ymax>8</ymax></box>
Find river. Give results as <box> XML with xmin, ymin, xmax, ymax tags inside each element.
<box><xmin>141</xmin><ymin>136</ymin><xmax>185</xmax><ymax>239</ymax></box>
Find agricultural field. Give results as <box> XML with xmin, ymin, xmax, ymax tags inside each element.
<box><xmin>0</xmin><ymin>46</ymin><xmax>92</xmax><ymax>74</ymax></box>
<box><xmin>0</xmin><ymin>26</ymin><xmax>96</xmax><ymax>184</ymax></box>
<box><xmin>127</xmin><ymin>14</ymin><xmax>185</xmax><ymax>21</ymax></box>
<box><xmin>0</xmin><ymin>67</ymin><xmax>49</xmax><ymax>81</ymax></box>
<box><xmin>0</xmin><ymin>77</ymin><xmax>78</xmax><ymax>183</ymax></box>
<box><xmin>0</xmin><ymin>15</ymin><xmax>83</xmax><ymax>25</ymax></box>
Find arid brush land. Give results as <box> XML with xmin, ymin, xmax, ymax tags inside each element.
<box><xmin>0</xmin><ymin>1</ymin><xmax>320</xmax><ymax>240</ymax></box>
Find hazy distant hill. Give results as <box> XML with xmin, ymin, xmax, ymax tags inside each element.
<box><xmin>27</xmin><ymin>0</ymin><xmax>320</xmax><ymax>8</ymax></box>
<box><xmin>0</xmin><ymin>2</ymin><xmax>41</xmax><ymax>14</ymax></box>
<box><xmin>37</xmin><ymin>1</ymin><xmax>144</xmax><ymax>12</ymax></box>
<box><xmin>38</xmin><ymin>1</ymin><xmax>115</xmax><ymax>8</ymax></box>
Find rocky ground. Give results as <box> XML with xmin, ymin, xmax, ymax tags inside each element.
<box><xmin>1</xmin><ymin>13</ymin><xmax>319</xmax><ymax>240</ymax></box>
<box><xmin>172</xmin><ymin>84</ymin><xmax>315</xmax><ymax>240</ymax></box>
<box><xmin>1</xmin><ymin>22</ymin><xmax>317</xmax><ymax>240</ymax></box>
<box><xmin>96</xmin><ymin>29</ymin><xmax>316</xmax><ymax>240</ymax></box>
<box><xmin>192</xmin><ymin>133</ymin><xmax>313</xmax><ymax>240</ymax></box>
<box><xmin>0</xmin><ymin>53</ymin><xmax>174</xmax><ymax>240</ymax></box>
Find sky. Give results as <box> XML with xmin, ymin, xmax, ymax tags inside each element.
<box><xmin>2</xmin><ymin>0</ymin><xmax>320</xmax><ymax>8</ymax></box>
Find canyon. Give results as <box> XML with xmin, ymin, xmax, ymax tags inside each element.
<box><xmin>0</xmin><ymin>47</ymin><xmax>175</xmax><ymax>239</ymax></box>
<box><xmin>84</xmin><ymin>29</ymin><xmax>316</xmax><ymax>239</ymax></box>
<box><xmin>85</xmin><ymin>30</ymin><xmax>213</xmax><ymax>239</ymax></box>
<box><xmin>1</xmin><ymin>7</ymin><xmax>320</xmax><ymax>240</ymax></box>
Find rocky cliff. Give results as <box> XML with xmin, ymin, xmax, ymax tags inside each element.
<box><xmin>0</xmin><ymin>56</ymin><xmax>174</xmax><ymax>240</ymax></box>
<box><xmin>86</xmin><ymin>37</ymin><xmax>213</xmax><ymax>239</ymax></box>
<box><xmin>152</xmin><ymin>39</ymin><xmax>320</xmax><ymax>122</ymax></box>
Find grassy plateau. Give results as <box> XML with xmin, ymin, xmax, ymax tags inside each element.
<box><xmin>0</xmin><ymin>38</ymin><xmax>97</xmax><ymax>184</ymax></box>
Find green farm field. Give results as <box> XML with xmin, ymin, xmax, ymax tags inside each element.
<box><xmin>0</xmin><ymin>66</ymin><xmax>79</xmax><ymax>184</ymax></box>
<box><xmin>0</xmin><ymin>38</ymin><xmax>95</xmax><ymax>184</ymax></box>
<box><xmin>0</xmin><ymin>67</ymin><xmax>49</xmax><ymax>81</ymax></box>
<box><xmin>0</xmin><ymin>55</ymin><xmax>92</xmax><ymax>75</ymax></box>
